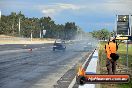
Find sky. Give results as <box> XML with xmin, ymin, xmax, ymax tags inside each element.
<box><xmin>0</xmin><ymin>0</ymin><xmax>132</xmax><ymax>32</ymax></box>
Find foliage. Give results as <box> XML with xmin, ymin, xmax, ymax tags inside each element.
<box><xmin>0</xmin><ymin>12</ymin><xmax>80</xmax><ymax>40</ymax></box>
<box><xmin>90</xmin><ymin>29</ymin><xmax>110</xmax><ymax>40</ymax></box>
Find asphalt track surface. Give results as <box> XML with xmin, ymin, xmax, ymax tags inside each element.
<box><xmin>0</xmin><ymin>43</ymin><xmax>93</xmax><ymax>88</ymax></box>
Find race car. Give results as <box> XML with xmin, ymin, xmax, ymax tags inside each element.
<box><xmin>53</xmin><ymin>41</ymin><xmax>66</xmax><ymax>51</ymax></box>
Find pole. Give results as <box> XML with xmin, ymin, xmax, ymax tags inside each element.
<box><xmin>42</xmin><ymin>26</ymin><xmax>44</xmax><ymax>38</ymax></box>
<box><xmin>126</xmin><ymin>40</ymin><xmax>129</xmax><ymax>72</ymax></box>
<box><xmin>12</xmin><ymin>17</ymin><xmax>14</xmax><ymax>35</ymax></box>
<box><xmin>19</xmin><ymin>18</ymin><xmax>21</xmax><ymax>36</ymax></box>
<box><xmin>40</xmin><ymin>23</ymin><xmax>42</xmax><ymax>38</ymax></box>
<box><xmin>40</xmin><ymin>30</ymin><xmax>41</xmax><ymax>38</ymax></box>
<box><xmin>31</xmin><ymin>30</ymin><xmax>32</xmax><ymax>41</ymax></box>
<box><xmin>115</xmin><ymin>15</ymin><xmax>117</xmax><ymax>36</ymax></box>
<box><xmin>130</xmin><ymin>15</ymin><xmax>132</xmax><ymax>36</ymax></box>
<box><xmin>128</xmin><ymin>15</ymin><xmax>130</xmax><ymax>35</ymax></box>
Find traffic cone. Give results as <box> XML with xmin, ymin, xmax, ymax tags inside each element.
<box><xmin>29</xmin><ymin>48</ymin><xmax>32</xmax><ymax>52</ymax></box>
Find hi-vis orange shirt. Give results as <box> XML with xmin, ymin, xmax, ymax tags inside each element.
<box><xmin>105</xmin><ymin>43</ymin><xmax>111</xmax><ymax>59</ymax></box>
<box><xmin>109</xmin><ymin>42</ymin><xmax>117</xmax><ymax>53</ymax></box>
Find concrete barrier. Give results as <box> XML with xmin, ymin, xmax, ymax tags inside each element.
<box><xmin>79</xmin><ymin>50</ymin><xmax>98</xmax><ymax>88</ymax></box>
<box><xmin>68</xmin><ymin>50</ymin><xmax>99</xmax><ymax>88</ymax></box>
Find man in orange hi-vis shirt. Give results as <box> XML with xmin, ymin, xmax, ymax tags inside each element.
<box><xmin>105</xmin><ymin>40</ymin><xmax>111</xmax><ymax>74</ymax></box>
<box><xmin>105</xmin><ymin>38</ymin><xmax>118</xmax><ymax>74</ymax></box>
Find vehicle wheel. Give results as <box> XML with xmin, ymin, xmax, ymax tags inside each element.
<box><xmin>53</xmin><ymin>48</ymin><xmax>55</xmax><ymax>51</ymax></box>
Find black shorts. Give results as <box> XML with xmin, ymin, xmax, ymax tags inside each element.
<box><xmin>110</xmin><ymin>53</ymin><xmax>119</xmax><ymax>61</ymax></box>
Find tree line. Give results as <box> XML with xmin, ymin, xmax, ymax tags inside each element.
<box><xmin>0</xmin><ymin>11</ymin><xmax>82</xmax><ymax>40</ymax></box>
<box><xmin>90</xmin><ymin>29</ymin><xmax>111</xmax><ymax>40</ymax></box>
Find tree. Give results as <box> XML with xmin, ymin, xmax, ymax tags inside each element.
<box><xmin>90</xmin><ymin>29</ymin><xmax>110</xmax><ymax>40</ymax></box>
<box><xmin>64</xmin><ymin>22</ymin><xmax>77</xmax><ymax>40</ymax></box>
<box><xmin>0</xmin><ymin>12</ymin><xmax>81</xmax><ymax>39</ymax></box>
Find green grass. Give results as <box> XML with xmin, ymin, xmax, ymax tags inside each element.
<box><xmin>117</xmin><ymin>43</ymin><xmax>132</xmax><ymax>88</ymax></box>
<box><xmin>99</xmin><ymin>42</ymin><xmax>132</xmax><ymax>88</ymax></box>
<box><xmin>118</xmin><ymin>43</ymin><xmax>132</xmax><ymax>67</ymax></box>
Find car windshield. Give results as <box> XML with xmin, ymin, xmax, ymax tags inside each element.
<box><xmin>54</xmin><ymin>42</ymin><xmax>64</xmax><ymax>46</ymax></box>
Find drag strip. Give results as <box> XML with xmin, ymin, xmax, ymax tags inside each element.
<box><xmin>0</xmin><ymin>44</ymin><xmax>52</xmax><ymax>51</ymax></box>
<box><xmin>0</xmin><ymin>43</ymin><xmax>94</xmax><ymax>88</ymax></box>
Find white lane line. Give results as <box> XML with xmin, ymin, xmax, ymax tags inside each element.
<box><xmin>0</xmin><ymin>44</ymin><xmax>5</xmax><ymax>45</ymax></box>
<box><xmin>0</xmin><ymin>49</ymin><xmax>27</xmax><ymax>55</ymax></box>
<box><xmin>82</xmin><ymin>52</ymin><xmax>93</xmax><ymax>68</ymax></box>
<box><xmin>34</xmin><ymin>48</ymin><xmax>38</xmax><ymax>50</ymax></box>
<box><xmin>79</xmin><ymin>84</ymin><xmax>95</xmax><ymax>88</ymax></box>
<box><xmin>68</xmin><ymin>76</ymin><xmax>76</xmax><ymax>88</ymax></box>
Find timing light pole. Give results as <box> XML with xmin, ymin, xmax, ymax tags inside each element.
<box><xmin>18</xmin><ymin>18</ymin><xmax>21</xmax><ymax>37</ymax></box>
<box><xmin>31</xmin><ymin>30</ymin><xmax>33</xmax><ymax>41</ymax></box>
